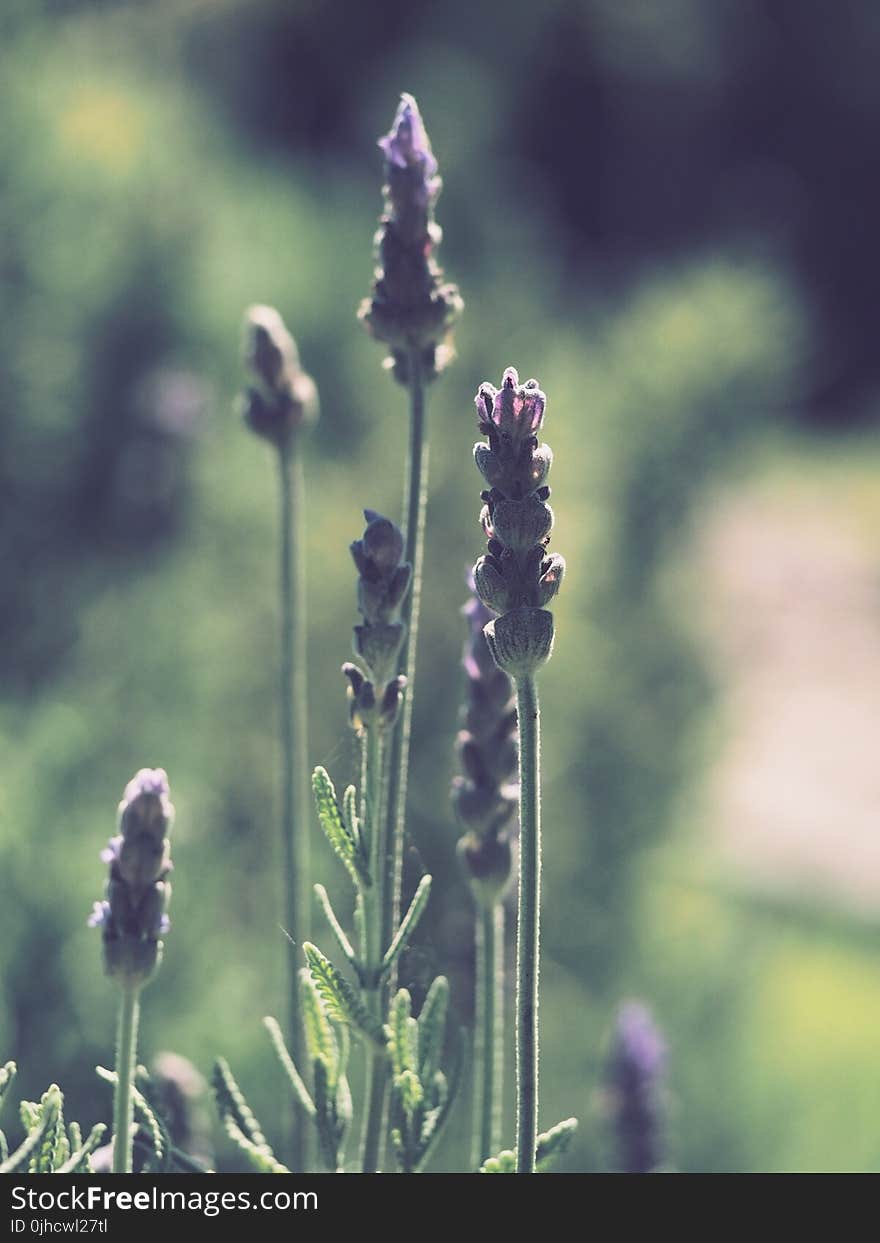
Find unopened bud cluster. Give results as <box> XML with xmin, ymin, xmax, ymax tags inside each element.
<box><xmin>343</xmin><ymin>510</ymin><xmax>411</xmax><ymax>732</ymax></box>
<box><xmin>89</xmin><ymin>769</ymin><xmax>174</xmax><ymax>988</ymax></box>
<box><xmin>359</xmin><ymin>94</ymin><xmax>462</xmax><ymax>384</ymax></box>
<box><xmin>471</xmin><ymin>368</ymin><xmax>564</xmax><ymax>677</ymax></box>
<box><xmin>241</xmin><ymin>305</ymin><xmax>318</xmax><ymax>448</ymax></box>
<box><xmin>453</xmin><ymin>587</ymin><xmax>517</xmax><ymax>908</ymax></box>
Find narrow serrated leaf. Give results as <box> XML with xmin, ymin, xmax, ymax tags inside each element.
<box><xmin>343</xmin><ymin>785</ymin><xmax>360</xmax><ymax>851</ymax></box>
<box><xmin>55</xmin><ymin>1124</ymin><xmax>107</xmax><ymax>1175</ymax></box>
<box><xmin>303</xmin><ymin>943</ymin><xmax>384</xmax><ymax>1046</ymax></box>
<box><xmin>536</xmin><ymin>1117</ymin><xmax>578</xmax><ymax>1171</ymax></box>
<box><xmin>387</xmin><ymin>989</ymin><xmax>414</xmax><ymax>1077</ymax></box>
<box><xmin>298</xmin><ymin>968</ymin><xmax>339</xmax><ymax>1086</ymax></box>
<box><xmin>312</xmin><ymin>767</ymin><xmax>369</xmax><ymax>887</ymax></box>
<box><xmin>263</xmin><ymin>1015</ymin><xmax>315</xmax><ymax>1116</ymax></box>
<box><xmin>30</xmin><ymin>1086</ymin><xmax>64</xmax><ymax>1173</ymax></box>
<box><xmin>221</xmin><ymin>1117</ymin><xmax>289</xmax><ymax>1174</ymax></box>
<box><xmin>381</xmin><ymin>875</ymin><xmax>432</xmax><ymax>976</ymax></box>
<box><xmin>414</xmin><ymin>1026</ymin><xmax>465</xmax><ymax>1172</ymax></box>
<box><xmin>210</xmin><ymin>1059</ymin><xmax>268</xmax><ymax>1149</ymax></box>
<box><xmin>314</xmin><ymin>885</ymin><xmax>359</xmax><ymax>970</ymax></box>
<box><xmin>0</xmin><ymin>1089</ymin><xmax>60</xmax><ymax>1175</ymax></box>
<box><xmin>0</xmin><ymin>1062</ymin><xmax>17</xmax><ymax>1115</ymax></box>
<box><xmin>418</xmin><ymin>975</ymin><xmax>449</xmax><ymax>1084</ymax></box>
<box><xmin>480</xmin><ymin>1149</ymin><xmax>516</xmax><ymax>1173</ymax></box>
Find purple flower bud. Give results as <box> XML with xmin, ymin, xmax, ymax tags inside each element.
<box><xmin>379</xmin><ymin>93</ymin><xmax>439</xmax><ymax>183</ymax></box>
<box><xmin>476</xmin><ymin>368</ymin><xmax>546</xmax><ymax>441</ymax></box>
<box><xmin>241</xmin><ymin>305</ymin><xmax>318</xmax><ymax>448</ymax></box>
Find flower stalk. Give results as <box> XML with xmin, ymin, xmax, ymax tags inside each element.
<box><xmin>469</xmin><ymin>367</ymin><xmax>564</xmax><ymax>1173</ymax></box>
<box><xmin>241</xmin><ymin>305</ymin><xmax>318</xmax><ymax>1170</ymax></box>
<box><xmin>359</xmin><ymin>93</ymin><xmax>462</xmax><ymax>989</ymax></box>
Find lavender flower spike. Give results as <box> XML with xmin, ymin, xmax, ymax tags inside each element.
<box><xmin>454</xmin><ymin>581</ymin><xmax>517</xmax><ymax>908</ymax></box>
<box><xmin>472</xmin><ymin>368</ymin><xmax>564</xmax><ymax>677</ymax></box>
<box><xmin>359</xmin><ymin>93</ymin><xmax>462</xmax><ymax>384</ymax></box>
<box><xmin>91</xmin><ymin>768</ymin><xmax>175</xmax><ymax>988</ymax></box>
<box><xmin>606</xmin><ymin>1002</ymin><xmax>668</xmax><ymax>1174</ymax></box>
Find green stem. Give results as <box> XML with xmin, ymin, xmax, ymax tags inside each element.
<box><xmin>278</xmin><ymin>435</ymin><xmax>310</xmax><ymax>1172</ymax></box>
<box><xmin>474</xmin><ymin>903</ymin><xmax>504</xmax><ymax>1166</ymax></box>
<box><xmin>514</xmin><ymin>675</ymin><xmax>541</xmax><ymax>1174</ymax></box>
<box><xmin>381</xmin><ymin>352</ymin><xmax>428</xmax><ymax>969</ymax></box>
<box><xmin>112</xmin><ymin>984</ymin><xmax>140</xmax><ymax>1174</ymax></box>
<box><xmin>360</xmin><ymin>725</ymin><xmax>389</xmax><ymax>1173</ymax></box>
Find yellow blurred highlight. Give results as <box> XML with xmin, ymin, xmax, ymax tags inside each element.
<box><xmin>57</xmin><ymin>86</ymin><xmax>145</xmax><ymax>176</ymax></box>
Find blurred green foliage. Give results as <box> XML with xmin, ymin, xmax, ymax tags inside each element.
<box><xmin>3</xmin><ymin>2</ymin><xmax>880</xmax><ymax>1174</ymax></box>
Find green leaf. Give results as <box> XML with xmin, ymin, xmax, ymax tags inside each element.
<box><xmin>480</xmin><ymin>1149</ymin><xmax>515</xmax><ymax>1173</ymax></box>
<box><xmin>210</xmin><ymin>1058</ymin><xmax>269</xmax><ymax>1150</ymax></box>
<box><xmin>222</xmin><ymin>1117</ymin><xmax>289</xmax><ymax>1174</ymax></box>
<box><xmin>387</xmin><ymin>989</ymin><xmax>416</xmax><ymax>1078</ymax></box>
<box><xmin>536</xmin><ymin>1117</ymin><xmax>578</xmax><ymax>1172</ymax></box>
<box><xmin>30</xmin><ymin>1085</ymin><xmax>65</xmax><ymax>1173</ymax></box>
<box><xmin>96</xmin><ymin>1067</ymin><xmax>171</xmax><ymax>1172</ymax></box>
<box><xmin>343</xmin><ymin>785</ymin><xmax>361</xmax><ymax>852</ymax></box>
<box><xmin>478</xmin><ymin>1118</ymin><xmax>579</xmax><ymax>1173</ymax></box>
<box><xmin>55</xmin><ymin>1124</ymin><xmax>107</xmax><ymax>1175</ymax></box>
<box><xmin>211</xmin><ymin>1059</ymin><xmax>285</xmax><ymax>1174</ymax></box>
<box><xmin>414</xmin><ymin>1026</ymin><xmax>465</xmax><ymax>1173</ymax></box>
<box><xmin>303</xmin><ymin>943</ymin><xmax>384</xmax><ymax>1046</ymax></box>
<box><xmin>299</xmin><ymin>967</ymin><xmax>340</xmax><ymax>1086</ymax></box>
<box><xmin>312</xmin><ymin>767</ymin><xmax>370</xmax><ymax>888</ymax></box>
<box><xmin>314</xmin><ymin>884</ymin><xmax>359</xmax><ymax>971</ymax></box>
<box><xmin>381</xmin><ymin>875</ymin><xmax>432</xmax><ymax>976</ymax></box>
<box><xmin>417</xmin><ymin>975</ymin><xmax>449</xmax><ymax>1084</ymax></box>
<box><xmin>0</xmin><ymin>1087</ymin><xmax>61</xmax><ymax>1175</ymax></box>
<box><xmin>0</xmin><ymin>1062</ymin><xmax>16</xmax><ymax>1115</ymax></box>
<box><xmin>263</xmin><ymin>1015</ymin><xmax>315</xmax><ymax>1117</ymax></box>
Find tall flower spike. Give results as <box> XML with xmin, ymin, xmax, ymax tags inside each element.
<box><xmin>359</xmin><ymin>93</ymin><xmax>463</xmax><ymax>384</ymax></box>
<box><xmin>471</xmin><ymin>368</ymin><xmax>564</xmax><ymax>676</ymax></box>
<box><xmin>454</xmin><ymin>582</ymin><xmax>517</xmax><ymax>909</ymax></box>
<box><xmin>241</xmin><ymin>304</ymin><xmax>318</xmax><ymax>447</ymax></box>
<box><xmin>605</xmin><ymin>1002</ymin><xmax>668</xmax><ymax>1174</ymax></box>
<box><xmin>343</xmin><ymin>509</ymin><xmax>411</xmax><ymax>732</ymax></box>
<box><xmin>90</xmin><ymin>768</ymin><xmax>174</xmax><ymax>988</ymax></box>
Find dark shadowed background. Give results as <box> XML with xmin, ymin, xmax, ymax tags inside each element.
<box><xmin>3</xmin><ymin>0</ymin><xmax>880</xmax><ymax>1172</ymax></box>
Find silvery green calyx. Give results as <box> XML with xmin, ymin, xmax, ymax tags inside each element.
<box><xmin>359</xmin><ymin>94</ymin><xmax>463</xmax><ymax>383</ymax></box>
<box><xmin>90</xmin><ymin>768</ymin><xmax>174</xmax><ymax>988</ymax></box>
<box><xmin>472</xmin><ymin>368</ymin><xmax>564</xmax><ymax>676</ymax></box>
<box><xmin>344</xmin><ymin>509</ymin><xmax>411</xmax><ymax>732</ymax></box>
<box><xmin>454</xmin><ymin>586</ymin><xmax>517</xmax><ymax>909</ymax></box>
<box><xmin>605</xmin><ymin>1002</ymin><xmax>668</xmax><ymax>1175</ymax></box>
<box><xmin>241</xmin><ymin>304</ymin><xmax>318</xmax><ymax>447</ymax></box>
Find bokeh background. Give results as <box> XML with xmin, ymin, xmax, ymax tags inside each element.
<box><xmin>3</xmin><ymin>0</ymin><xmax>880</xmax><ymax>1173</ymax></box>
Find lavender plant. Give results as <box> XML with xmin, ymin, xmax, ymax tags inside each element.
<box><xmin>453</xmin><ymin>583</ymin><xmax>517</xmax><ymax>1164</ymax></box>
<box><xmin>89</xmin><ymin>768</ymin><xmax>174</xmax><ymax>1174</ymax></box>
<box><xmin>359</xmin><ymin>94</ymin><xmax>462</xmax><ymax>996</ymax></box>
<box><xmin>215</xmin><ymin>511</ymin><xmax>459</xmax><ymax>1173</ymax></box>
<box><xmin>605</xmin><ymin>1002</ymin><xmax>668</xmax><ymax>1174</ymax></box>
<box><xmin>0</xmin><ymin>1065</ymin><xmax>105</xmax><ymax>1175</ymax></box>
<box><xmin>470</xmin><ymin>368</ymin><xmax>565</xmax><ymax>1172</ymax></box>
<box><xmin>241</xmin><ymin>304</ymin><xmax>318</xmax><ymax>1170</ymax></box>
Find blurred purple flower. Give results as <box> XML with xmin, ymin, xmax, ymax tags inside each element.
<box><xmin>606</xmin><ymin>1001</ymin><xmax>668</xmax><ymax>1173</ymax></box>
